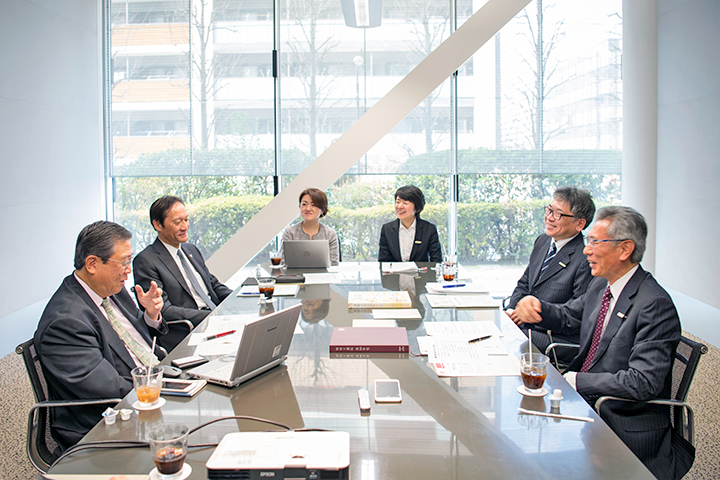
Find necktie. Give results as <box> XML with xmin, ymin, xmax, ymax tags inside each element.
<box><xmin>101</xmin><ymin>298</ymin><xmax>157</xmax><ymax>366</ymax></box>
<box><xmin>580</xmin><ymin>286</ymin><xmax>612</xmax><ymax>372</ymax></box>
<box><xmin>538</xmin><ymin>242</ymin><xmax>557</xmax><ymax>279</ymax></box>
<box><xmin>177</xmin><ymin>249</ymin><xmax>217</xmax><ymax>309</ymax></box>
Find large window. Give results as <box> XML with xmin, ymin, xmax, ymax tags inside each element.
<box><xmin>107</xmin><ymin>0</ymin><xmax>621</xmax><ymax>279</ymax></box>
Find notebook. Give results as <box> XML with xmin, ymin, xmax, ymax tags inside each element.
<box><xmin>284</xmin><ymin>240</ymin><xmax>331</xmax><ymax>268</ymax></box>
<box><xmin>187</xmin><ymin>304</ymin><xmax>301</xmax><ymax>387</ymax></box>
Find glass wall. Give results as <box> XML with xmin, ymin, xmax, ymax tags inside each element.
<box><xmin>107</xmin><ymin>0</ymin><xmax>622</xmax><ymax>276</ymax></box>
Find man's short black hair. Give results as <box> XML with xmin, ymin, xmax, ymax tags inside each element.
<box><xmin>395</xmin><ymin>185</ymin><xmax>425</xmax><ymax>217</ymax></box>
<box><xmin>554</xmin><ymin>186</ymin><xmax>595</xmax><ymax>230</ymax></box>
<box><xmin>74</xmin><ymin>221</ymin><xmax>132</xmax><ymax>270</ymax></box>
<box><xmin>150</xmin><ymin>195</ymin><xmax>185</xmax><ymax>230</ymax></box>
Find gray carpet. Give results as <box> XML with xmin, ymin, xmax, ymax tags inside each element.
<box><xmin>1</xmin><ymin>332</ymin><xmax>718</xmax><ymax>480</ymax></box>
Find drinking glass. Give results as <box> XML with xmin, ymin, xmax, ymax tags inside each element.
<box><xmin>442</xmin><ymin>263</ymin><xmax>456</xmax><ymax>282</ymax></box>
<box><xmin>518</xmin><ymin>353</ymin><xmax>549</xmax><ymax>394</ymax></box>
<box><xmin>131</xmin><ymin>365</ymin><xmax>163</xmax><ymax>407</ymax></box>
<box><xmin>258</xmin><ymin>278</ymin><xmax>276</xmax><ymax>304</ymax></box>
<box><xmin>269</xmin><ymin>250</ymin><xmax>282</xmax><ymax>267</ymax></box>
<box><xmin>148</xmin><ymin>423</ymin><xmax>189</xmax><ymax>479</ymax></box>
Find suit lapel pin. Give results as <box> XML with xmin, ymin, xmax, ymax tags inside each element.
<box><xmin>617</xmin><ymin>312</ymin><xmax>626</xmax><ymax>319</ymax></box>
<box><xmin>415</xmin><ymin>240</ymin><xmax>422</xmax><ymax>244</ymax></box>
<box><xmin>558</xmin><ymin>262</ymin><xmax>567</xmax><ymax>268</ymax></box>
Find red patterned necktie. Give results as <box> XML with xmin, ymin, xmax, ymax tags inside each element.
<box><xmin>580</xmin><ymin>286</ymin><xmax>612</xmax><ymax>372</ymax></box>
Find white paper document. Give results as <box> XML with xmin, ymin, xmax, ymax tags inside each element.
<box><xmin>237</xmin><ymin>284</ymin><xmax>300</xmax><ymax>296</ymax></box>
<box><xmin>381</xmin><ymin>262</ymin><xmax>418</xmax><ymax>273</ymax></box>
<box><xmin>303</xmin><ymin>273</ymin><xmax>341</xmax><ymax>284</ymax></box>
<box><xmin>352</xmin><ymin>319</ymin><xmax>398</xmax><ymax>328</ymax></box>
<box><xmin>425</xmin><ymin>282</ymin><xmax>489</xmax><ymax>295</ymax></box>
<box><xmin>432</xmin><ymin>356</ymin><xmax>520</xmax><ymax>377</ymax></box>
<box><xmin>424</xmin><ymin>321</ymin><xmax>503</xmax><ymax>338</ymax></box>
<box><xmin>372</xmin><ymin>308</ymin><xmax>422</xmax><ymax>319</ymax></box>
<box><xmin>426</xmin><ymin>294</ymin><xmax>498</xmax><ymax>309</ymax></box>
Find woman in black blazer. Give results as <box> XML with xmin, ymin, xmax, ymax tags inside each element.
<box><xmin>378</xmin><ymin>185</ymin><xmax>442</xmax><ymax>263</ymax></box>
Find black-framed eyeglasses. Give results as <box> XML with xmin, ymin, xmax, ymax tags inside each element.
<box><xmin>545</xmin><ymin>206</ymin><xmax>575</xmax><ymax>220</ymax></box>
<box><xmin>106</xmin><ymin>257</ymin><xmax>133</xmax><ymax>268</ymax></box>
<box><xmin>583</xmin><ymin>237</ymin><xmax>629</xmax><ymax>247</ymax></box>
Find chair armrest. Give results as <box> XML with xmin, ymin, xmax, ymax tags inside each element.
<box><xmin>502</xmin><ymin>295</ymin><xmax>511</xmax><ymax>310</ymax></box>
<box><xmin>545</xmin><ymin>342</ymin><xmax>579</xmax><ymax>373</ymax></box>
<box><xmin>167</xmin><ymin>319</ymin><xmax>194</xmax><ymax>331</ymax></box>
<box><xmin>595</xmin><ymin>396</ymin><xmax>695</xmax><ymax>446</ymax></box>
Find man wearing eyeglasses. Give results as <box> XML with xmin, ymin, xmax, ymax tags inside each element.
<box><xmin>512</xmin><ymin>206</ymin><xmax>692</xmax><ymax>480</ymax></box>
<box><xmin>133</xmin><ymin>195</ymin><xmax>232</xmax><ymax>350</ymax></box>
<box><xmin>34</xmin><ymin>221</ymin><xmax>167</xmax><ymax>452</ymax></box>
<box><xmin>506</xmin><ymin>186</ymin><xmax>595</xmax><ymax>363</ymax></box>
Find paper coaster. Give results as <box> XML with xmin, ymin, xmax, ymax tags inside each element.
<box><xmin>149</xmin><ymin>463</ymin><xmax>192</xmax><ymax>480</ymax></box>
<box><xmin>517</xmin><ymin>385</ymin><xmax>548</xmax><ymax>397</ymax></box>
<box><xmin>132</xmin><ymin>397</ymin><xmax>166</xmax><ymax>411</ymax></box>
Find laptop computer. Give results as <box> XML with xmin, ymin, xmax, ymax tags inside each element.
<box><xmin>187</xmin><ymin>303</ymin><xmax>301</xmax><ymax>388</ymax></box>
<box><xmin>284</xmin><ymin>239</ymin><xmax>331</xmax><ymax>268</ymax></box>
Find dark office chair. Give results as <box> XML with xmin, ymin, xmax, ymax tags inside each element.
<box><xmin>545</xmin><ymin>342</ymin><xmax>580</xmax><ymax>372</ymax></box>
<box><xmin>16</xmin><ymin>339</ymin><xmax>121</xmax><ymax>473</ymax></box>
<box><xmin>595</xmin><ymin>335</ymin><xmax>707</xmax><ymax>447</ymax></box>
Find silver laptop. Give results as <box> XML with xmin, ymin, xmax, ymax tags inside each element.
<box><xmin>284</xmin><ymin>239</ymin><xmax>331</xmax><ymax>268</ymax></box>
<box><xmin>187</xmin><ymin>304</ymin><xmax>301</xmax><ymax>388</ymax></box>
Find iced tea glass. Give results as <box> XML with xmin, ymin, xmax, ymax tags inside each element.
<box><xmin>518</xmin><ymin>353</ymin><xmax>549</xmax><ymax>394</ymax></box>
<box><xmin>132</xmin><ymin>365</ymin><xmax>163</xmax><ymax>407</ymax></box>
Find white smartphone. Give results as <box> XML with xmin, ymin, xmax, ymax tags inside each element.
<box><xmin>374</xmin><ymin>379</ymin><xmax>402</xmax><ymax>403</ymax></box>
<box><xmin>171</xmin><ymin>355</ymin><xmax>208</xmax><ymax>369</ymax></box>
<box><xmin>161</xmin><ymin>379</ymin><xmax>196</xmax><ymax>395</ymax></box>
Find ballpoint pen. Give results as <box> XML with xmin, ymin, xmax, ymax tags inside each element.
<box><xmin>468</xmin><ymin>335</ymin><xmax>492</xmax><ymax>343</ymax></box>
<box><xmin>203</xmin><ymin>330</ymin><xmax>236</xmax><ymax>341</ymax></box>
<box><xmin>443</xmin><ymin>284</ymin><xmax>466</xmax><ymax>288</ymax></box>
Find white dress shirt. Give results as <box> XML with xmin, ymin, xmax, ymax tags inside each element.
<box><xmin>398</xmin><ymin>218</ymin><xmax>417</xmax><ymax>262</ymax></box>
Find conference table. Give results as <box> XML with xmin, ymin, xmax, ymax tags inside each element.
<box><xmin>46</xmin><ymin>262</ymin><xmax>655</xmax><ymax>480</ymax></box>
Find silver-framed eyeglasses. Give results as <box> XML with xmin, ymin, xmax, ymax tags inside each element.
<box><xmin>544</xmin><ymin>205</ymin><xmax>575</xmax><ymax>220</ymax></box>
<box><xmin>583</xmin><ymin>237</ymin><xmax>629</xmax><ymax>247</ymax></box>
<box><xmin>106</xmin><ymin>257</ymin><xmax>133</xmax><ymax>268</ymax></box>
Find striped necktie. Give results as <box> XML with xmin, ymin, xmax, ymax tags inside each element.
<box><xmin>101</xmin><ymin>298</ymin><xmax>157</xmax><ymax>366</ymax></box>
<box><xmin>580</xmin><ymin>286</ymin><xmax>613</xmax><ymax>372</ymax></box>
<box><xmin>538</xmin><ymin>242</ymin><xmax>557</xmax><ymax>278</ymax></box>
<box><xmin>178</xmin><ymin>249</ymin><xmax>217</xmax><ymax>309</ymax></box>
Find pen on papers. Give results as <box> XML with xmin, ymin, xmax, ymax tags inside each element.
<box><xmin>443</xmin><ymin>284</ymin><xmax>466</xmax><ymax>288</ymax></box>
<box><xmin>468</xmin><ymin>335</ymin><xmax>492</xmax><ymax>344</ymax></box>
<box><xmin>203</xmin><ymin>330</ymin><xmax>236</xmax><ymax>341</ymax></box>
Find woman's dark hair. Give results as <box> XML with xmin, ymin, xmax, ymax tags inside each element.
<box><xmin>299</xmin><ymin>188</ymin><xmax>329</xmax><ymax>218</ymax></box>
<box><xmin>395</xmin><ymin>185</ymin><xmax>425</xmax><ymax>217</ymax></box>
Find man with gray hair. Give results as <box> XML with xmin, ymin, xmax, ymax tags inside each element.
<box><xmin>512</xmin><ymin>206</ymin><xmax>693</xmax><ymax>480</ymax></box>
<box><xmin>34</xmin><ymin>221</ymin><xmax>168</xmax><ymax>452</ymax></box>
<box><xmin>506</xmin><ymin>186</ymin><xmax>595</xmax><ymax>363</ymax></box>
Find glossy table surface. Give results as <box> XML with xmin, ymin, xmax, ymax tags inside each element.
<box><xmin>47</xmin><ymin>262</ymin><xmax>654</xmax><ymax>479</ymax></box>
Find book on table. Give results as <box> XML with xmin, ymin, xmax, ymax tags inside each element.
<box><xmin>347</xmin><ymin>291</ymin><xmax>412</xmax><ymax>309</ymax></box>
<box><xmin>329</xmin><ymin>327</ymin><xmax>409</xmax><ymax>353</ymax></box>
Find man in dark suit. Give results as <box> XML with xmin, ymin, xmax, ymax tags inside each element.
<box><xmin>133</xmin><ymin>195</ymin><xmax>232</xmax><ymax>350</ymax></box>
<box><xmin>378</xmin><ymin>185</ymin><xmax>442</xmax><ymax>263</ymax></box>
<box><xmin>506</xmin><ymin>186</ymin><xmax>595</xmax><ymax>362</ymax></box>
<box><xmin>512</xmin><ymin>206</ymin><xmax>694</xmax><ymax>480</ymax></box>
<box><xmin>34</xmin><ymin>221</ymin><xmax>167</xmax><ymax>452</ymax></box>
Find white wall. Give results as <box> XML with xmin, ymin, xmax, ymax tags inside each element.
<box><xmin>656</xmin><ymin>0</ymin><xmax>720</xmax><ymax>340</ymax></box>
<box><xmin>0</xmin><ymin>0</ymin><xmax>105</xmax><ymax>355</ymax></box>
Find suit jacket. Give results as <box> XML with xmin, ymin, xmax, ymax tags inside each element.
<box><xmin>536</xmin><ymin>267</ymin><xmax>693</xmax><ymax>480</ymax></box>
<box><xmin>33</xmin><ymin>274</ymin><xmax>168</xmax><ymax>451</ymax></box>
<box><xmin>507</xmin><ymin>233</ymin><xmax>591</xmax><ymax>360</ymax></box>
<box><xmin>133</xmin><ymin>239</ymin><xmax>232</xmax><ymax>349</ymax></box>
<box><xmin>378</xmin><ymin>218</ymin><xmax>442</xmax><ymax>263</ymax></box>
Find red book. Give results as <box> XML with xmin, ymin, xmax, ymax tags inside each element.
<box><xmin>329</xmin><ymin>327</ymin><xmax>409</xmax><ymax>353</ymax></box>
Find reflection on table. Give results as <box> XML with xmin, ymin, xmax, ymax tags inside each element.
<box><xmin>47</xmin><ymin>262</ymin><xmax>654</xmax><ymax>480</ymax></box>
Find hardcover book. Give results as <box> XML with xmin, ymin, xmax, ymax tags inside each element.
<box><xmin>329</xmin><ymin>327</ymin><xmax>409</xmax><ymax>353</ymax></box>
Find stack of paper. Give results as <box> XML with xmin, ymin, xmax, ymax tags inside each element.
<box><xmin>425</xmin><ymin>282</ymin><xmax>488</xmax><ymax>295</ymax></box>
<box><xmin>426</xmin><ymin>294</ymin><xmax>498</xmax><ymax>309</ymax></box>
<box><xmin>381</xmin><ymin>262</ymin><xmax>418</xmax><ymax>273</ymax></box>
<box><xmin>348</xmin><ymin>291</ymin><xmax>412</xmax><ymax>309</ymax></box>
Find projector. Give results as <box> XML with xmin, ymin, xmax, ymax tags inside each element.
<box><xmin>206</xmin><ymin>431</ymin><xmax>350</xmax><ymax>480</ymax></box>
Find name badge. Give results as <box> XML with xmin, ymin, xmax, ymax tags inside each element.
<box><xmin>558</xmin><ymin>262</ymin><xmax>567</xmax><ymax>268</ymax></box>
<box><xmin>617</xmin><ymin>312</ymin><xmax>627</xmax><ymax>319</ymax></box>
<box><xmin>415</xmin><ymin>240</ymin><xmax>422</xmax><ymax>244</ymax></box>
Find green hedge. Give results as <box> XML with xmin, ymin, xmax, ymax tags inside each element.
<box><xmin>119</xmin><ymin>196</ymin><xmax>548</xmax><ymax>265</ymax></box>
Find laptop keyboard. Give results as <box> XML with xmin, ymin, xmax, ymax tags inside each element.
<box><xmin>207</xmin><ymin>362</ymin><xmax>233</xmax><ymax>381</ymax></box>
